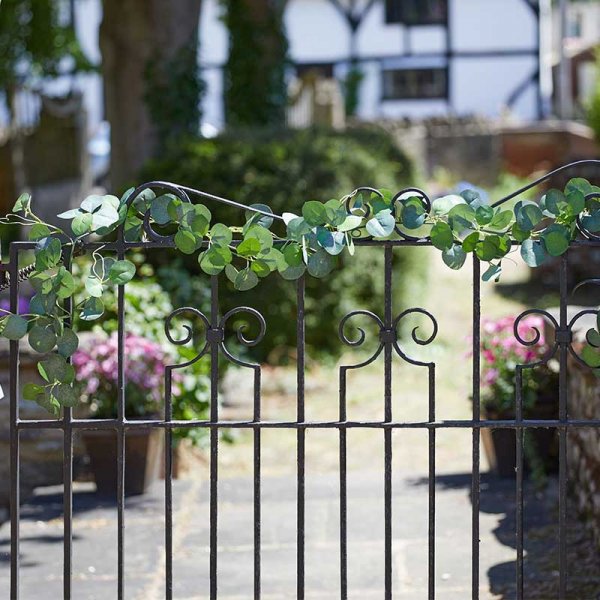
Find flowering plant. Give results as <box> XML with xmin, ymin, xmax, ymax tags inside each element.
<box><xmin>73</xmin><ymin>332</ymin><xmax>168</xmax><ymax>418</ymax></box>
<box><xmin>480</xmin><ymin>315</ymin><xmax>558</xmax><ymax>416</ymax></box>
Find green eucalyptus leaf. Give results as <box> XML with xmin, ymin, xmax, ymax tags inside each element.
<box><xmin>38</xmin><ymin>353</ymin><xmax>74</xmax><ymax>384</ymax></box>
<box><xmin>85</xmin><ymin>276</ymin><xmax>104</xmax><ymax>298</ymax></box>
<box><xmin>541</xmin><ymin>224</ymin><xmax>571</xmax><ymax>257</ymax></box>
<box><xmin>80</xmin><ymin>297</ymin><xmax>104</xmax><ymax>321</ymax></box>
<box><xmin>210</xmin><ymin>223</ymin><xmax>233</xmax><ymax>247</ymax></box>
<box><xmin>565</xmin><ymin>177</ymin><xmax>594</xmax><ymax>197</ymax></box>
<box><xmin>109</xmin><ymin>260</ymin><xmax>136</xmax><ymax>285</ymax></box>
<box><xmin>565</xmin><ymin>189</ymin><xmax>585</xmax><ymax>215</ymax></box>
<box><xmin>124</xmin><ymin>215</ymin><xmax>143</xmax><ymax>242</ymax></box>
<box><xmin>282</xmin><ymin>244</ymin><xmax>303</xmax><ymax>267</ymax></box>
<box><xmin>448</xmin><ymin>204</ymin><xmax>477</xmax><ymax>232</ymax></box>
<box><xmin>57</xmin><ymin>328</ymin><xmax>78</xmax><ymax>358</ymax></box>
<box><xmin>279</xmin><ymin>264</ymin><xmax>306</xmax><ymax>280</ymax></box>
<box><xmin>199</xmin><ymin>246</ymin><xmax>232</xmax><ymax>275</ymax></box>
<box><xmin>174</xmin><ymin>229</ymin><xmax>198</xmax><ymax>254</ymax></box>
<box><xmin>540</xmin><ymin>189</ymin><xmax>565</xmax><ymax>217</ymax></box>
<box><xmin>337</xmin><ymin>215</ymin><xmax>363</xmax><ymax>232</ymax></box>
<box><xmin>482</xmin><ymin>263</ymin><xmax>502</xmax><ymax>282</ymax></box>
<box><xmin>225</xmin><ymin>264</ymin><xmax>238</xmax><ymax>283</ymax></box>
<box><xmin>23</xmin><ymin>382</ymin><xmax>45</xmax><ymax>401</ymax></box>
<box><xmin>324</xmin><ymin>199</ymin><xmax>347</xmax><ymax>226</ymax></box>
<box><xmin>245</xmin><ymin>225</ymin><xmax>273</xmax><ymax>251</ymax></box>
<box><xmin>520</xmin><ymin>238</ymin><xmax>547</xmax><ymax>267</ymax></box>
<box><xmin>586</xmin><ymin>328</ymin><xmax>600</xmax><ymax>348</ymax></box>
<box><xmin>515</xmin><ymin>201</ymin><xmax>543</xmax><ymax>232</ymax></box>
<box><xmin>430</xmin><ymin>221</ymin><xmax>454</xmax><ymax>250</ymax></box>
<box><xmin>581</xmin><ymin>210</ymin><xmax>600</xmax><ymax>233</ymax></box>
<box><xmin>234</xmin><ymin>268</ymin><xmax>259</xmax><ymax>291</ymax></box>
<box><xmin>237</xmin><ymin>237</ymin><xmax>262</xmax><ymax>257</ymax></box>
<box><xmin>488</xmin><ymin>210</ymin><xmax>513</xmax><ymax>232</ymax></box>
<box><xmin>81</xmin><ymin>194</ymin><xmax>107</xmax><ymax>213</ymax></box>
<box><xmin>12</xmin><ymin>193</ymin><xmax>31</xmax><ymax>213</ymax></box>
<box><xmin>245</xmin><ymin>204</ymin><xmax>274</xmax><ymax>229</ymax></box>
<box><xmin>511</xmin><ymin>223</ymin><xmax>531</xmax><ymax>242</ymax></box>
<box><xmin>35</xmin><ymin>237</ymin><xmax>62</xmax><ymax>270</ymax></box>
<box><xmin>1</xmin><ymin>315</ymin><xmax>28</xmax><ymax>340</ymax></box>
<box><xmin>401</xmin><ymin>198</ymin><xmax>427</xmax><ymax>230</ymax></box>
<box><xmin>462</xmin><ymin>231</ymin><xmax>480</xmax><ymax>253</ymax></box>
<box><xmin>28</xmin><ymin>324</ymin><xmax>57</xmax><ymax>353</ymax></box>
<box><xmin>475</xmin><ymin>205</ymin><xmax>494</xmax><ymax>226</ymax></box>
<box><xmin>582</xmin><ymin>344</ymin><xmax>600</xmax><ymax>368</ymax></box>
<box><xmin>251</xmin><ymin>259</ymin><xmax>271</xmax><ymax>278</ymax></box>
<box><xmin>150</xmin><ymin>194</ymin><xmax>174</xmax><ymax>225</ymax></box>
<box><xmin>431</xmin><ymin>194</ymin><xmax>466</xmax><ymax>217</ymax></box>
<box><xmin>29</xmin><ymin>293</ymin><xmax>56</xmax><ymax>316</ymax></box>
<box><xmin>366</xmin><ymin>209</ymin><xmax>395</xmax><ymax>238</ymax></box>
<box><xmin>54</xmin><ymin>383</ymin><xmax>79</xmax><ymax>407</ymax></box>
<box><xmin>29</xmin><ymin>223</ymin><xmax>52</xmax><ymax>241</ymax></box>
<box><xmin>442</xmin><ymin>244</ymin><xmax>467</xmax><ymax>270</ymax></box>
<box><xmin>307</xmin><ymin>249</ymin><xmax>334</xmax><ymax>278</ymax></box>
<box><xmin>302</xmin><ymin>201</ymin><xmax>328</xmax><ymax>226</ymax></box>
<box><xmin>72</xmin><ymin>212</ymin><xmax>93</xmax><ymax>236</ymax></box>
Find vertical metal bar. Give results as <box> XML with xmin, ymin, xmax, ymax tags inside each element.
<box><xmin>383</xmin><ymin>245</ymin><xmax>393</xmax><ymax>600</ymax></box>
<box><xmin>515</xmin><ymin>367</ymin><xmax>524</xmax><ymax>599</ymax></box>
<box><xmin>471</xmin><ymin>257</ymin><xmax>481</xmax><ymax>600</ymax></box>
<box><xmin>63</xmin><ymin>251</ymin><xmax>74</xmax><ymax>600</ymax></box>
<box><xmin>296</xmin><ymin>276</ymin><xmax>306</xmax><ymax>600</ymax></box>
<box><xmin>558</xmin><ymin>253</ymin><xmax>568</xmax><ymax>599</ymax></box>
<box><xmin>339</xmin><ymin>366</ymin><xmax>348</xmax><ymax>600</ymax></box>
<box><xmin>253</xmin><ymin>364</ymin><xmax>261</xmax><ymax>600</ymax></box>
<box><xmin>210</xmin><ymin>275</ymin><xmax>219</xmax><ymax>600</ymax></box>
<box><xmin>9</xmin><ymin>245</ymin><xmax>20</xmax><ymax>600</ymax></box>
<box><xmin>116</xmin><ymin>238</ymin><xmax>126</xmax><ymax>600</ymax></box>
<box><xmin>165</xmin><ymin>367</ymin><xmax>173</xmax><ymax>600</ymax></box>
<box><xmin>428</xmin><ymin>362</ymin><xmax>436</xmax><ymax>600</ymax></box>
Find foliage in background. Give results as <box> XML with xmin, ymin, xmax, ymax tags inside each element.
<box><xmin>0</xmin><ymin>0</ymin><xmax>91</xmax><ymax>93</ymax></box>
<box><xmin>142</xmin><ymin>126</ymin><xmax>420</xmax><ymax>362</ymax></box>
<box><xmin>221</xmin><ymin>0</ymin><xmax>289</xmax><ymax>127</ymax></box>
<box><xmin>343</xmin><ymin>64</ymin><xmax>364</xmax><ymax>118</ymax></box>
<box><xmin>144</xmin><ymin>43</ymin><xmax>204</xmax><ymax>146</ymax></box>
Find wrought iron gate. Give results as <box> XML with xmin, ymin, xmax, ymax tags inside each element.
<box><xmin>3</xmin><ymin>161</ymin><xmax>600</xmax><ymax>599</ymax></box>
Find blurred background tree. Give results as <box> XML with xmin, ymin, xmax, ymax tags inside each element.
<box><xmin>222</xmin><ymin>0</ymin><xmax>288</xmax><ymax>127</ymax></box>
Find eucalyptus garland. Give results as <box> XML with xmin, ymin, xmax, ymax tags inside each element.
<box><xmin>2</xmin><ymin>176</ymin><xmax>600</xmax><ymax>414</ymax></box>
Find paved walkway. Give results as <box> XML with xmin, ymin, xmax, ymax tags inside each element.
<box><xmin>0</xmin><ymin>468</ymin><xmax>560</xmax><ymax>599</ymax></box>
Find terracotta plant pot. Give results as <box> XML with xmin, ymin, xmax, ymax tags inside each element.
<box><xmin>82</xmin><ymin>426</ymin><xmax>163</xmax><ymax>496</ymax></box>
<box><xmin>481</xmin><ymin>394</ymin><xmax>558</xmax><ymax>478</ymax></box>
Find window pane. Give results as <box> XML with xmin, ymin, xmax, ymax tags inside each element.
<box><xmin>385</xmin><ymin>0</ymin><xmax>448</xmax><ymax>25</ymax></box>
<box><xmin>382</xmin><ymin>68</ymin><xmax>448</xmax><ymax>100</ymax></box>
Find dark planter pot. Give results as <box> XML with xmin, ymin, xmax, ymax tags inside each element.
<box><xmin>83</xmin><ymin>426</ymin><xmax>163</xmax><ymax>496</ymax></box>
<box><xmin>482</xmin><ymin>395</ymin><xmax>559</xmax><ymax>478</ymax></box>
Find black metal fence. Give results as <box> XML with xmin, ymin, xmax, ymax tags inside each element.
<box><xmin>3</xmin><ymin>165</ymin><xmax>600</xmax><ymax>599</ymax></box>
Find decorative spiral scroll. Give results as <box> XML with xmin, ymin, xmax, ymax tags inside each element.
<box><xmin>339</xmin><ymin>310</ymin><xmax>384</xmax><ymax>347</ymax></box>
<box><xmin>568</xmin><ymin>308</ymin><xmax>600</xmax><ymax>367</ymax></box>
<box><xmin>219</xmin><ymin>307</ymin><xmax>266</xmax><ymax>369</ymax></box>
<box><xmin>392</xmin><ymin>187</ymin><xmax>432</xmax><ymax>242</ymax></box>
<box><xmin>164</xmin><ymin>306</ymin><xmax>211</xmax><ymax>368</ymax></box>
<box><xmin>392</xmin><ymin>308</ymin><xmax>438</xmax><ymax>366</ymax></box>
<box><xmin>124</xmin><ymin>181</ymin><xmax>192</xmax><ymax>244</ymax></box>
<box><xmin>342</xmin><ymin>186</ymin><xmax>381</xmax><ymax>220</ymax></box>
<box><xmin>220</xmin><ymin>307</ymin><xmax>266</xmax><ymax>347</ymax></box>
<box><xmin>576</xmin><ymin>192</ymin><xmax>600</xmax><ymax>241</ymax></box>
<box><xmin>338</xmin><ymin>310</ymin><xmax>385</xmax><ymax>369</ymax></box>
<box><xmin>512</xmin><ymin>308</ymin><xmax>559</xmax><ymax>368</ymax></box>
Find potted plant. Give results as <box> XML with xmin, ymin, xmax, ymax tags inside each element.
<box><xmin>479</xmin><ymin>314</ymin><xmax>559</xmax><ymax>478</ymax></box>
<box><xmin>73</xmin><ymin>331</ymin><xmax>167</xmax><ymax>495</ymax></box>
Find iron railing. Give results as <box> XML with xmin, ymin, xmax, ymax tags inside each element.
<box><xmin>4</xmin><ymin>160</ymin><xmax>600</xmax><ymax>599</ymax></box>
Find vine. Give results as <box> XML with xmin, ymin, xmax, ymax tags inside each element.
<box><xmin>2</xmin><ymin>175</ymin><xmax>600</xmax><ymax>414</ymax></box>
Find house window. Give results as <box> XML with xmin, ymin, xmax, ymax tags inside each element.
<box><xmin>382</xmin><ymin>67</ymin><xmax>448</xmax><ymax>100</ymax></box>
<box><xmin>296</xmin><ymin>63</ymin><xmax>335</xmax><ymax>79</ymax></box>
<box><xmin>385</xmin><ymin>0</ymin><xmax>448</xmax><ymax>25</ymax></box>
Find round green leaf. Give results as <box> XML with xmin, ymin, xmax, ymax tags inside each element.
<box><xmin>279</xmin><ymin>265</ymin><xmax>306</xmax><ymax>280</ymax></box>
<box><xmin>245</xmin><ymin>225</ymin><xmax>273</xmax><ymax>251</ymax></box>
<box><xmin>237</xmin><ymin>237</ymin><xmax>262</xmax><ymax>257</ymax></box>
<box><xmin>57</xmin><ymin>328</ymin><xmax>79</xmax><ymax>358</ymax></box>
<box><xmin>210</xmin><ymin>223</ymin><xmax>233</xmax><ymax>247</ymax></box>
<box><xmin>85</xmin><ymin>276</ymin><xmax>104</xmax><ymax>298</ymax></box>
<box><xmin>475</xmin><ymin>205</ymin><xmax>494</xmax><ymax>226</ymax></box>
<box><xmin>366</xmin><ymin>209</ymin><xmax>395</xmax><ymax>238</ymax></box>
<box><xmin>586</xmin><ymin>328</ymin><xmax>600</xmax><ymax>348</ymax></box>
<box><xmin>302</xmin><ymin>201</ymin><xmax>328</xmax><ymax>226</ymax></box>
<box><xmin>225</xmin><ymin>264</ymin><xmax>238</xmax><ymax>283</ymax></box>
<box><xmin>38</xmin><ymin>354</ymin><xmax>74</xmax><ymax>384</ymax></box>
<box><xmin>515</xmin><ymin>201</ymin><xmax>543</xmax><ymax>232</ymax></box>
<box><xmin>448</xmin><ymin>204</ymin><xmax>477</xmax><ymax>232</ymax></box>
<box><xmin>541</xmin><ymin>225</ymin><xmax>570</xmax><ymax>257</ymax></box>
<box><xmin>150</xmin><ymin>194</ymin><xmax>174</xmax><ymax>225</ymax></box>
<box><xmin>234</xmin><ymin>268</ymin><xmax>259</xmax><ymax>291</ymax></box>
<box><xmin>174</xmin><ymin>229</ymin><xmax>198</xmax><ymax>254</ymax></box>
<box><xmin>441</xmin><ymin>244</ymin><xmax>467</xmax><ymax>270</ymax></box>
<box><xmin>35</xmin><ymin>237</ymin><xmax>62</xmax><ymax>270</ymax></box>
<box><xmin>430</xmin><ymin>221</ymin><xmax>454</xmax><ymax>250</ymax></box>
<box><xmin>29</xmin><ymin>223</ymin><xmax>52</xmax><ymax>241</ymax></box>
<box><xmin>337</xmin><ymin>215</ymin><xmax>363</xmax><ymax>233</ymax></box>
<box><xmin>23</xmin><ymin>383</ymin><xmax>45</xmax><ymax>401</ymax></box>
<box><xmin>401</xmin><ymin>198</ymin><xmax>427</xmax><ymax>230</ymax></box>
<box><xmin>431</xmin><ymin>194</ymin><xmax>466</xmax><ymax>217</ymax></box>
<box><xmin>245</xmin><ymin>204</ymin><xmax>274</xmax><ymax>229</ymax></box>
<box><xmin>109</xmin><ymin>260</ymin><xmax>136</xmax><ymax>285</ymax></box>
<box><xmin>520</xmin><ymin>238</ymin><xmax>547</xmax><ymax>267</ymax></box>
<box><xmin>488</xmin><ymin>210</ymin><xmax>513</xmax><ymax>232</ymax></box>
<box><xmin>482</xmin><ymin>263</ymin><xmax>502</xmax><ymax>282</ymax></box>
<box><xmin>80</xmin><ymin>297</ymin><xmax>104</xmax><ymax>321</ymax></box>
<box><xmin>199</xmin><ymin>246</ymin><xmax>232</xmax><ymax>275</ymax></box>
<box><xmin>582</xmin><ymin>344</ymin><xmax>600</xmax><ymax>368</ymax></box>
<box><xmin>1</xmin><ymin>315</ymin><xmax>28</xmax><ymax>340</ymax></box>
<box><xmin>307</xmin><ymin>249</ymin><xmax>334</xmax><ymax>278</ymax></box>
<box><xmin>55</xmin><ymin>267</ymin><xmax>76</xmax><ymax>300</ymax></box>
<box><xmin>54</xmin><ymin>383</ymin><xmax>79</xmax><ymax>407</ymax></box>
<box><xmin>72</xmin><ymin>212</ymin><xmax>93</xmax><ymax>236</ymax></box>
<box><xmin>28</xmin><ymin>324</ymin><xmax>57</xmax><ymax>353</ymax></box>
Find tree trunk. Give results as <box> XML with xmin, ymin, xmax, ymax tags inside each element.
<box><xmin>99</xmin><ymin>0</ymin><xmax>202</xmax><ymax>190</ymax></box>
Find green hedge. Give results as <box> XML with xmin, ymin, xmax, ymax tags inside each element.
<box><xmin>141</xmin><ymin>127</ymin><xmax>425</xmax><ymax>362</ymax></box>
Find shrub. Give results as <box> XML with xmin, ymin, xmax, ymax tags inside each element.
<box><xmin>141</xmin><ymin>127</ymin><xmax>424</xmax><ymax>362</ymax></box>
<box><xmin>587</xmin><ymin>50</ymin><xmax>600</xmax><ymax>143</ymax></box>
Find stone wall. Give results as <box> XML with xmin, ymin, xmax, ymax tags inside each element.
<box><xmin>567</xmin><ymin>349</ymin><xmax>600</xmax><ymax>548</ymax></box>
